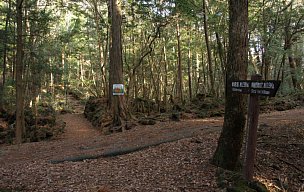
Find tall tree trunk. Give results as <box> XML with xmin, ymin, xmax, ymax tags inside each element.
<box><xmin>194</xmin><ymin>52</ymin><xmax>200</xmax><ymax>95</ymax></box>
<box><xmin>215</xmin><ymin>32</ymin><xmax>226</xmax><ymax>79</ymax></box>
<box><xmin>163</xmin><ymin>43</ymin><xmax>168</xmax><ymax>111</ymax></box>
<box><xmin>62</xmin><ymin>46</ymin><xmax>68</xmax><ymax>105</ymax></box>
<box><xmin>212</xmin><ymin>0</ymin><xmax>248</xmax><ymax>171</ymax></box>
<box><xmin>262</xmin><ymin>49</ymin><xmax>271</xmax><ymax>80</ymax></box>
<box><xmin>287</xmin><ymin>50</ymin><xmax>299</xmax><ymax>90</ymax></box>
<box><xmin>176</xmin><ymin>21</ymin><xmax>183</xmax><ymax>103</ymax></box>
<box><xmin>203</xmin><ymin>0</ymin><xmax>215</xmax><ymax>96</ymax></box>
<box><xmin>187</xmin><ymin>27</ymin><xmax>193</xmax><ymax>100</ymax></box>
<box><xmin>15</xmin><ymin>0</ymin><xmax>25</xmax><ymax>144</ymax></box>
<box><xmin>108</xmin><ymin>0</ymin><xmax>130</xmax><ymax>129</ymax></box>
<box><xmin>79</xmin><ymin>54</ymin><xmax>84</xmax><ymax>87</ymax></box>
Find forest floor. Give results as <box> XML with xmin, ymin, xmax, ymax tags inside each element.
<box><xmin>0</xmin><ymin>96</ymin><xmax>303</xmax><ymax>192</ymax></box>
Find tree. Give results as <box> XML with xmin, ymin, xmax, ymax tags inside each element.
<box><xmin>108</xmin><ymin>0</ymin><xmax>130</xmax><ymax>130</ymax></box>
<box><xmin>176</xmin><ymin>20</ymin><xmax>183</xmax><ymax>102</ymax></box>
<box><xmin>15</xmin><ymin>0</ymin><xmax>25</xmax><ymax>144</ymax></box>
<box><xmin>90</xmin><ymin>0</ymin><xmax>109</xmax><ymax>97</ymax></box>
<box><xmin>202</xmin><ymin>0</ymin><xmax>215</xmax><ymax>96</ymax></box>
<box><xmin>282</xmin><ymin>1</ymin><xmax>303</xmax><ymax>90</ymax></box>
<box><xmin>212</xmin><ymin>0</ymin><xmax>248</xmax><ymax>170</ymax></box>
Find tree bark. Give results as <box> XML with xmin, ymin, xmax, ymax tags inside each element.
<box><xmin>162</xmin><ymin>42</ymin><xmax>168</xmax><ymax>111</ymax></box>
<box><xmin>187</xmin><ymin>26</ymin><xmax>193</xmax><ymax>100</ymax></box>
<box><xmin>176</xmin><ymin>21</ymin><xmax>183</xmax><ymax>103</ymax></box>
<box><xmin>215</xmin><ymin>32</ymin><xmax>226</xmax><ymax>80</ymax></box>
<box><xmin>212</xmin><ymin>0</ymin><xmax>248</xmax><ymax>171</ymax></box>
<box><xmin>202</xmin><ymin>0</ymin><xmax>215</xmax><ymax>96</ymax></box>
<box><xmin>15</xmin><ymin>0</ymin><xmax>25</xmax><ymax>144</ymax></box>
<box><xmin>108</xmin><ymin>0</ymin><xmax>130</xmax><ymax>128</ymax></box>
<box><xmin>283</xmin><ymin>6</ymin><xmax>300</xmax><ymax>90</ymax></box>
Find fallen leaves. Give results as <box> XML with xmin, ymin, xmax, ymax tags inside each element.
<box><xmin>0</xmin><ymin>108</ymin><xmax>303</xmax><ymax>191</ymax></box>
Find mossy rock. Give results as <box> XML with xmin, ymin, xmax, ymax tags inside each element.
<box><xmin>227</xmin><ymin>186</ymin><xmax>256</xmax><ymax>192</ymax></box>
<box><xmin>36</xmin><ymin>116</ymin><xmax>56</xmax><ymax>126</ymax></box>
<box><xmin>197</xmin><ymin>111</ymin><xmax>208</xmax><ymax>118</ymax></box>
<box><xmin>138</xmin><ymin>118</ymin><xmax>156</xmax><ymax>125</ymax></box>
<box><xmin>170</xmin><ymin>112</ymin><xmax>180</xmax><ymax>121</ymax></box>
<box><xmin>209</xmin><ymin>110</ymin><xmax>224</xmax><ymax>117</ymax></box>
<box><xmin>249</xmin><ymin>181</ymin><xmax>268</xmax><ymax>192</ymax></box>
<box><xmin>216</xmin><ymin>168</ymin><xmax>269</xmax><ymax>192</ymax></box>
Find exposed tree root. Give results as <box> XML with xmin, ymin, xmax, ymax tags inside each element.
<box><xmin>49</xmin><ymin>135</ymin><xmax>193</xmax><ymax>164</ymax></box>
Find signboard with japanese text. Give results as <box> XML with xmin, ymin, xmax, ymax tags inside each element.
<box><xmin>231</xmin><ymin>75</ymin><xmax>281</xmax><ymax>181</ymax></box>
<box><xmin>231</xmin><ymin>80</ymin><xmax>281</xmax><ymax>97</ymax></box>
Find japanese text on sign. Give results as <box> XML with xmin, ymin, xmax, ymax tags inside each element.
<box><xmin>231</xmin><ymin>80</ymin><xmax>280</xmax><ymax>97</ymax></box>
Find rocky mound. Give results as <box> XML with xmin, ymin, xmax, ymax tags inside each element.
<box><xmin>0</xmin><ymin>104</ymin><xmax>65</xmax><ymax>144</ymax></box>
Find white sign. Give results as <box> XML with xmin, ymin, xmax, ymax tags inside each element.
<box><xmin>113</xmin><ymin>84</ymin><xmax>124</xmax><ymax>95</ymax></box>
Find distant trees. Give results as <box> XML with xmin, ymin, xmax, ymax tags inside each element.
<box><xmin>249</xmin><ymin>0</ymin><xmax>304</xmax><ymax>91</ymax></box>
<box><xmin>0</xmin><ymin>0</ymin><xmax>302</xmax><ymax>142</ymax></box>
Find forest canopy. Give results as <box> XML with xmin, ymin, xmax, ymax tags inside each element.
<box><xmin>0</xmin><ymin>0</ymin><xmax>303</xmax><ymax>127</ymax></box>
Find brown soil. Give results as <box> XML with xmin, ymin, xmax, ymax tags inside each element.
<box><xmin>0</xmin><ymin>100</ymin><xmax>303</xmax><ymax>191</ymax></box>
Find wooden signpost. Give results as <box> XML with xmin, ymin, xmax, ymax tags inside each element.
<box><xmin>231</xmin><ymin>74</ymin><xmax>281</xmax><ymax>181</ymax></box>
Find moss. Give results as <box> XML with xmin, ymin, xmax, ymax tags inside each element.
<box><xmin>216</xmin><ymin>168</ymin><xmax>269</xmax><ymax>192</ymax></box>
<box><xmin>249</xmin><ymin>181</ymin><xmax>268</xmax><ymax>192</ymax></box>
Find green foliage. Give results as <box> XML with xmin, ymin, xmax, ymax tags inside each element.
<box><xmin>0</xmin><ymin>0</ymin><xmax>302</xmax><ymax>113</ymax></box>
<box><xmin>175</xmin><ymin>0</ymin><xmax>201</xmax><ymax>18</ymax></box>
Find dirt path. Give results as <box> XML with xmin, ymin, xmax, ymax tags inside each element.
<box><xmin>0</xmin><ymin>101</ymin><xmax>303</xmax><ymax>191</ymax></box>
<box><xmin>58</xmin><ymin>113</ymin><xmax>100</xmax><ymax>141</ymax></box>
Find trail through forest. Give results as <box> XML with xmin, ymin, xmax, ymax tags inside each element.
<box><xmin>0</xmin><ymin>96</ymin><xmax>303</xmax><ymax>191</ymax></box>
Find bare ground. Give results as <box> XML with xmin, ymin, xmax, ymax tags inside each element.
<box><xmin>0</xmin><ymin>102</ymin><xmax>303</xmax><ymax>191</ymax></box>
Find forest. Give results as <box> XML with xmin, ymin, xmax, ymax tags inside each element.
<box><xmin>0</xmin><ymin>0</ymin><xmax>303</xmax><ymax>191</ymax></box>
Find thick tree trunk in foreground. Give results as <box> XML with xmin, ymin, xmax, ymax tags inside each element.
<box><xmin>212</xmin><ymin>0</ymin><xmax>248</xmax><ymax>171</ymax></box>
<box><xmin>108</xmin><ymin>0</ymin><xmax>129</xmax><ymax>128</ymax></box>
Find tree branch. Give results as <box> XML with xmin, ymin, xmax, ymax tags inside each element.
<box><xmin>291</xmin><ymin>15</ymin><xmax>304</xmax><ymax>37</ymax></box>
<box><xmin>132</xmin><ymin>22</ymin><xmax>168</xmax><ymax>75</ymax></box>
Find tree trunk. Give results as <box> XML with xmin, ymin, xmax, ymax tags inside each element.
<box><xmin>176</xmin><ymin>21</ymin><xmax>183</xmax><ymax>103</ymax></box>
<box><xmin>203</xmin><ymin>0</ymin><xmax>215</xmax><ymax>96</ymax></box>
<box><xmin>262</xmin><ymin>45</ymin><xmax>271</xmax><ymax>80</ymax></box>
<box><xmin>187</xmin><ymin>26</ymin><xmax>193</xmax><ymax>100</ymax></box>
<box><xmin>287</xmin><ymin>47</ymin><xmax>299</xmax><ymax>90</ymax></box>
<box><xmin>284</xmin><ymin>19</ymin><xmax>300</xmax><ymax>90</ymax></box>
<box><xmin>15</xmin><ymin>0</ymin><xmax>25</xmax><ymax>144</ymax></box>
<box><xmin>215</xmin><ymin>32</ymin><xmax>226</xmax><ymax>80</ymax></box>
<box><xmin>108</xmin><ymin>0</ymin><xmax>130</xmax><ymax>128</ymax></box>
<box><xmin>163</xmin><ymin>43</ymin><xmax>168</xmax><ymax>111</ymax></box>
<box><xmin>212</xmin><ymin>0</ymin><xmax>248</xmax><ymax>171</ymax></box>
